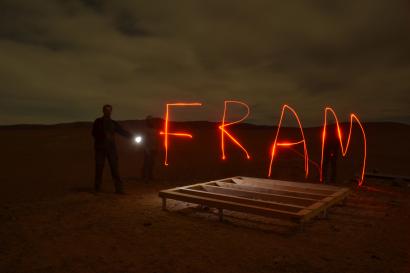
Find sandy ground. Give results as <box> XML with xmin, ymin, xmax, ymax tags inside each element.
<box><xmin>0</xmin><ymin>121</ymin><xmax>409</xmax><ymax>273</ymax></box>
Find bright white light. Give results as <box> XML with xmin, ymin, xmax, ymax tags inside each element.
<box><xmin>134</xmin><ymin>136</ymin><xmax>143</xmax><ymax>144</ymax></box>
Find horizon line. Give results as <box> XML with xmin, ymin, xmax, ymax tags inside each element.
<box><xmin>0</xmin><ymin>119</ymin><xmax>409</xmax><ymax>129</ymax></box>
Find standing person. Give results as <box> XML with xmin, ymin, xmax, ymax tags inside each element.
<box><xmin>141</xmin><ymin>116</ymin><xmax>159</xmax><ymax>182</ymax></box>
<box><xmin>323</xmin><ymin>124</ymin><xmax>341</xmax><ymax>184</ymax></box>
<box><xmin>92</xmin><ymin>104</ymin><xmax>132</xmax><ymax>194</ymax></box>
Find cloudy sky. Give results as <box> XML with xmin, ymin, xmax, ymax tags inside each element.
<box><xmin>0</xmin><ymin>0</ymin><xmax>409</xmax><ymax>125</ymax></box>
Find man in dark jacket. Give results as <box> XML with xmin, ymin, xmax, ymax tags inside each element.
<box><xmin>92</xmin><ymin>104</ymin><xmax>132</xmax><ymax>194</ymax></box>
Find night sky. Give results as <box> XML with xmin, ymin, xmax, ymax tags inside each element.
<box><xmin>1</xmin><ymin>0</ymin><xmax>409</xmax><ymax>125</ymax></box>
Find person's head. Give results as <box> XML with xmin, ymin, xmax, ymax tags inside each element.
<box><xmin>102</xmin><ymin>104</ymin><xmax>112</xmax><ymax>118</ymax></box>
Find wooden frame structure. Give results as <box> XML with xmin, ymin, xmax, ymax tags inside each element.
<box><xmin>159</xmin><ymin>176</ymin><xmax>350</xmax><ymax>229</ymax></box>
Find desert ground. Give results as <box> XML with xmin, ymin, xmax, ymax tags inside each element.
<box><xmin>0</xmin><ymin>121</ymin><xmax>409</xmax><ymax>273</ymax></box>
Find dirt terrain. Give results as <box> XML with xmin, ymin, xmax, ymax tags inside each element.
<box><xmin>0</xmin><ymin>121</ymin><xmax>409</xmax><ymax>273</ymax></box>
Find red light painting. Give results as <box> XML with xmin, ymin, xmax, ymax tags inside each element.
<box><xmin>161</xmin><ymin>102</ymin><xmax>202</xmax><ymax>166</ymax></box>
<box><xmin>320</xmin><ymin>107</ymin><xmax>367</xmax><ymax>186</ymax></box>
<box><xmin>268</xmin><ymin>105</ymin><xmax>309</xmax><ymax>178</ymax></box>
<box><xmin>219</xmin><ymin>100</ymin><xmax>251</xmax><ymax>160</ymax></box>
<box><xmin>159</xmin><ymin>101</ymin><xmax>367</xmax><ymax>186</ymax></box>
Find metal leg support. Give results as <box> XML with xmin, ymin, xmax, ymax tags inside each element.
<box><xmin>218</xmin><ymin>208</ymin><xmax>223</xmax><ymax>222</ymax></box>
<box><xmin>162</xmin><ymin>197</ymin><xmax>167</xmax><ymax>211</ymax></box>
<box><xmin>322</xmin><ymin>209</ymin><xmax>328</xmax><ymax>219</ymax></box>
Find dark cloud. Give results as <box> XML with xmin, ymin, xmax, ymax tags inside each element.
<box><xmin>0</xmin><ymin>1</ymin><xmax>72</xmax><ymax>50</ymax></box>
<box><xmin>114</xmin><ymin>10</ymin><xmax>150</xmax><ymax>37</ymax></box>
<box><xmin>299</xmin><ymin>78</ymin><xmax>348</xmax><ymax>94</ymax></box>
<box><xmin>78</xmin><ymin>0</ymin><xmax>105</xmax><ymax>12</ymax></box>
<box><xmin>0</xmin><ymin>0</ymin><xmax>409</xmax><ymax>125</ymax></box>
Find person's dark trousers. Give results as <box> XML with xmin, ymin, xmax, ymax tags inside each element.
<box><xmin>94</xmin><ymin>147</ymin><xmax>124</xmax><ymax>193</ymax></box>
<box><xmin>323</xmin><ymin>154</ymin><xmax>337</xmax><ymax>184</ymax></box>
<box><xmin>141</xmin><ymin>150</ymin><xmax>157</xmax><ymax>181</ymax></box>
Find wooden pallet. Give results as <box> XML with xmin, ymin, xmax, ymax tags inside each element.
<box><xmin>159</xmin><ymin>176</ymin><xmax>350</xmax><ymax>229</ymax></box>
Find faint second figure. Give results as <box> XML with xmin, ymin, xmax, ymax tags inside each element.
<box><xmin>141</xmin><ymin>116</ymin><xmax>160</xmax><ymax>182</ymax></box>
<box><xmin>323</xmin><ymin>124</ymin><xmax>341</xmax><ymax>184</ymax></box>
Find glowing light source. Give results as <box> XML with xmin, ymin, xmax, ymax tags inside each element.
<box><xmin>320</xmin><ymin>107</ymin><xmax>367</xmax><ymax>187</ymax></box>
<box><xmin>268</xmin><ymin>105</ymin><xmax>309</xmax><ymax>178</ymax></box>
<box><xmin>134</xmin><ymin>135</ymin><xmax>143</xmax><ymax>144</ymax></box>
<box><xmin>219</xmin><ymin>100</ymin><xmax>251</xmax><ymax>160</ymax></box>
<box><xmin>162</xmin><ymin>102</ymin><xmax>202</xmax><ymax>166</ymax></box>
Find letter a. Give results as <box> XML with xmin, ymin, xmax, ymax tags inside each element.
<box><xmin>268</xmin><ymin>105</ymin><xmax>309</xmax><ymax>178</ymax></box>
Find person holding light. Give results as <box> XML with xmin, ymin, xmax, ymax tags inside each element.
<box><xmin>92</xmin><ymin>104</ymin><xmax>132</xmax><ymax>194</ymax></box>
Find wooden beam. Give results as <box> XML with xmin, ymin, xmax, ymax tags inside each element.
<box><xmin>235</xmin><ymin>176</ymin><xmax>342</xmax><ymax>191</ymax></box>
<box><xmin>216</xmin><ymin>181</ymin><xmax>327</xmax><ymax>200</ymax></box>
<box><xmin>232</xmin><ymin>178</ymin><xmax>337</xmax><ymax>195</ymax></box>
<box><xmin>178</xmin><ymin>188</ymin><xmax>304</xmax><ymax>212</ymax></box>
<box><xmin>297</xmin><ymin>188</ymin><xmax>350</xmax><ymax>221</ymax></box>
<box><xmin>202</xmin><ymin>185</ymin><xmax>317</xmax><ymax>207</ymax></box>
<box><xmin>159</xmin><ymin>190</ymin><xmax>301</xmax><ymax>221</ymax></box>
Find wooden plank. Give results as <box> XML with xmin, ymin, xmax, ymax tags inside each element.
<box><xmin>232</xmin><ymin>178</ymin><xmax>337</xmax><ymax>195</ymax></box>
<box><xmin>297</xmin><ymin>188</ymin><xmax>350</xmax><ymax>221</ymax></box>
<box><xmin>173</xmin><ymin>179</ymin><xmax>232</xmax><ymax>190</ymax></box>
<box><xmin>235</xmin><ymin>176</ymin><xmax>342</xmax><ymax>191</ymax></box>
<box><xmin>323</xmin><ymin>188</ymin><xmax>350</xmax><ymax>209</ymax></box>
<box><xmin>215</xmin><ymin>181</ymin><xmax>327</xmax><ymax>200</ymax></box>
<box><xmin>216</xmin><ymin>181</ymin><xmax>327</xmax><ymax>200</ymax></box>
<box><xmin>178</xmin><ymin>188</ymin><xmax>304</xmax><ymax>212</ymax></box>
<box><xmin>214</xmin><ymin>179</ymin><xmax>351</xmax><ymax>215</ymax></box>
<box><xmin>159</xmin><ymin>190</ymin><xmax>301</xmax><ymax>221</ymax></box>
<box><xmin>233</xmin><ymin>180</ymin><xmax>336</xmax><ymax>196</ymax></box>
<box><xmin>202</xmin><ymin>184</ymin><xmax>317</xmax><ymax>207</ymax></box>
